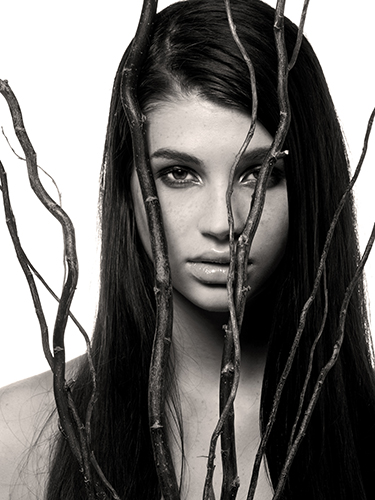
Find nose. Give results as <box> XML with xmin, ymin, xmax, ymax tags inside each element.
<box><xmin>198</xmin><ymin>187</ymin><xmax>247</xmax><ymax>242</ymax></box>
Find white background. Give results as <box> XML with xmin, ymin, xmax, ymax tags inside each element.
<box><xmin>1</xmin><ymin>0</ymin><xmax>374</xmax><ymax>387</ymax></box>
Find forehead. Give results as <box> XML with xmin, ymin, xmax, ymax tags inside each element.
<box><xmin>145</xmin><ymin>95</ymin><xmax>273</xmax><ymax>161</ymax></box>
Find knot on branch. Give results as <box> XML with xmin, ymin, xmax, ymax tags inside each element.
<box><xmin>269</xmin><ymin>156</ymin><xmax>277</xmax><ymax>166</ymax></box>
<box><xmin>222</xmin><ymin>324</ymin><xmax>233</xmax><ymax>338</ymax></box>
<box><xmin>58</xmin><ymin>420</ymin><xmax>68</xmax><ymax>439</ymax></box>
<box><xmin>221</xmin><ymin>362</ymin><xmax>235</xmax><ymax>375</ymax></box>
<box><xmin>146</xmin><ymin>196</ymin><xmax>158</xmax><ymax>203</ymax></box>
<box><xmin>231</xmin><ymin>476</ymin><xmax>241</xmax><ymax>488</ymax></box>
<box><xmin>277</xmin><ymin>149</ymin><xmax>289</xmax><ymax>159</ymax></box>
<box><xmin>241</xmin><ymin>285</ymin><xmax>251</xmax><ymax>294</ymax></box>
<box><xmin>238</xmin><ymin>233</ymin><xmax>249</xmax><ymax>245</ymax></box>
<box><xmin>150</xmin><ymin>420</ymin><xmax>163</xmax><ymax>430</ymax></box>
<box><xmin>54</xmin><ymin>346</ymin><xmax>64</xmax><ymax>353</ymax></box>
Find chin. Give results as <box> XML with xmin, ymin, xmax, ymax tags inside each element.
<box><xmin>198</xmin><ymin>302</ymin><xmax>231</xmax><ymax>313</ymax></box>
<box><xmin>189</xmin><ymin>288</ymin><xmax>235</xmax><ymax>314</ymax></box>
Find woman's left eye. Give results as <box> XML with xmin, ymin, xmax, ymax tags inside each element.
<box><xmin>239</xmin><ymin>165</ymin><xmax>284</xmax><ymax>188</ymax></box>
<box><xmin>157</xmin><ymin>167</ymin><xmax>199</xmax><ymax>187</ymax></box>
<box><xmin>239</xmin><ymin>168</ymin><xmax>260</xmax><ymax>186</ymax></box>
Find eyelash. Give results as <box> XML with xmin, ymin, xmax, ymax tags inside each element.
<box><xmin>239</xmin><ymin>165</ymin><xmax>285</xmax><ymax>188</ymax></box>
<box><xmin>157</xmin><ymin>167</ymin><xmax>200</xmax><ymax>187</ymax></box>
<box><xmin>156</xmin><ymin>164</ymin><xmax>285</xmax><ymax>188</ymax></box>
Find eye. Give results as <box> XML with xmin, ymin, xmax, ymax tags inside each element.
<box><xmin>239</xmin><ymin>164</ymin><xmax>285</xmax><ymax>188</ymax></box>
<box><xmin>239</xmin><ymin>167</ymin><xmax>260</xmax><ymax>187</ymax></box>
<box><xmin>157</xmin><ymin>166</ymin><xmax>200</xmax><ymax>187</ymax></box>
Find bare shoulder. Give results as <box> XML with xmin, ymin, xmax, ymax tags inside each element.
<box><xmin>0</xmin><ymin>357</ymin><xmax>83</xmax><ymax>499</ymax></box>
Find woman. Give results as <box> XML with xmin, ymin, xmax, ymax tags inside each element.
<box><xmin>1</xmin><ymin>0</ymin><xmax>374</xmax><ymax>498</ymax></box>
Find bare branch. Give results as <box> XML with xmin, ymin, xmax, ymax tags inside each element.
<box><xmin>248</xmin><ymin>105</ymin><xmax>375</xmax><ymax>498</ymax></box>
<box><xmin>205</xmin><ymin>2</ymin><xmax>260</xmax><ymax>498</ymax></box>
<box><xmin>1</xmin><ymin>126</ymin><xmax>63</xmax><ymax>207</ymax></box>
<box><xmin>286</xmin><ymin>267</ymin><xmax>329</xmax><ymax>454</ymax></box>
<box><xmin>0</xmin><ymin>159</ymin><xmax>54</xmax><ymax>368</ymax></box>
<box><xmin>288</xmin><ymin>0</ymin><xmax>310</xmax><ymax>71</ymax></box>
<box><xmin>119</xmin><ymin>1</ymin><xmax>179</xmax><ymax>498</ymax></box>
<box><xmin>272</xmin><ymin>223</ymin><xmax>375</xmax><ymax>499</ymax></box>
<box><xmin>0</xmin><ymin>78</ymin><xmax>109</xmax><ymax>496</ymax></box>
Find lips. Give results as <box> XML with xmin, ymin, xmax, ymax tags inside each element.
<box><xmin>187</xmin><ymin>262</ymin><xmax>230</xmax><ymax>284</ymax></box>
<box><xmin>187</xmin><ymin>254</ymin><xmax>252</xmax><ymax>285</ymax></box>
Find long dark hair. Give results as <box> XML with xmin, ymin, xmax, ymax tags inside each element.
<box><xmin>46</xmin><ymin>0</ymin><xmax>375</xmax><ymax>498</ymax></box>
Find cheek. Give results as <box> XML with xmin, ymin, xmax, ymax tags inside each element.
<box><xmin>130</xmin><ymin>174</ymin><xmax>193</xmax><ymax>261</ymax></box>
<box><xmin>253</xmin><ymin>189</ymin><xmax>289</xmax><ymax>261</ymax></box>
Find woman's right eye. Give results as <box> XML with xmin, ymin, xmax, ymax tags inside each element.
<box><xmin>157</xmin><ymin>166</ymin><xmax>200</xmax><ymax>187</ymax></box>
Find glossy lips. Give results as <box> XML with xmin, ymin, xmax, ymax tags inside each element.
<box><xmin>187</xmin><ymin>254</ymin><xmax>252</xmax><ymax>285</ymax></box>
<box><xmin>188</xmin><ymin>261</ymin><xmax>230</xmax><ymax>284</ymax></box>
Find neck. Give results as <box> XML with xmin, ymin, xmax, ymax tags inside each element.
<box><xmin>168</xmin><ymin>290</ymin><xmax>272</xmax><ymax>499</ymax></box>
<box><xmin>171</xmin><ymin>290</ymin><xmax>268</xmax><ymax>393</ymax></box>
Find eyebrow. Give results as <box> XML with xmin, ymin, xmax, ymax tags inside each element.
<box><xmin>150</xmin><ymin>149</ymin><xmax>203</xmax><ymax>166</ymax></box>
<box><xmin>150</xmin><ymin>146</ymin><xmax>272</xmax><ymax>166</ymax></box>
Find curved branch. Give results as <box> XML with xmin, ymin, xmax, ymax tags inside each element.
<box><xmin>248</xmin><ymin>105</ymin><xmax>375</xmax><ymax>498</ymax></box>
<box><xmin>272</xmin><ymin>223</ymin><xmax>375</xmax><ymax>499</ymax></box>
<box><xmin>119</xmin><ymin>1</ymin><xmax>179</xmax><ymax>498</ymax></box>
<box><xmin>0</xmin><ymin>79</ymin><xmax>81</xmax><ymax>459</ymax></box>
<box><xmin>0</xmin><ymin>78</ymin><xmax>107</xmax><ymax>497</ymax></box>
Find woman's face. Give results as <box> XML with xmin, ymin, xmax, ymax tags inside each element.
<box><xmin>131</xmin><ymin>95</ymin><xmax>288</xmax><ymax>312</ymax></box>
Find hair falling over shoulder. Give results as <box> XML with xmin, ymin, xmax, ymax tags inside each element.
<box><xmin>46</xmin><ymin>1</ymin><xmax>375</xmax><ymax>498</ymax></box>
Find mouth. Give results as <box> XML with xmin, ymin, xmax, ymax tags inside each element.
<box><xmin>187</xmin><ymin>262</ymin><xmax>229</xmax><ymax>284</ymax></box>
<box><xmin>187</xmin><ymin>260</ymin><xmax>252</xmax><ymax>285</ymax></box>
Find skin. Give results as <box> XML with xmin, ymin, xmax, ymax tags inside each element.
<box><xmin>0</xmin><ymin>358</ymin><xmax>81</xmax><ymax>499</ymax></box>
<box><xmin>131</xmin><ymin>94</ymin><xmax>289</xmax><ymax>313</ymax></box>
<box><xmin>131</xmin><ymin>94</ymin><xmax>289</xmax><ymax>498</ymax></box>
<box><xmin>0</xmin><ymin>95</ymin><xmax>286</xmax><ymax>500</ymax></box>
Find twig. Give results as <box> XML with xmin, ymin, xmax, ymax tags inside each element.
<box><xmin>1</xmin><ymin>124</ymin><xmax>68</xmax><ymax>283</ymax></box>
<box><xmin>0</xmin><ymin>78</ymin><xmax>107</xmax><ymax>496</ymax></box>
<box><xmin>0</xmin><ymin>76</ymin><xmax>84</xmax><ymax>457</ymax></box>
<box><xmin>288</xmin><ymin>0</ymin><xmax>310</xmax><ymax>71</ymax></box>
<box><xmin>205</xmin><ymin>2</ymin><xmax>259</xmax><ymax>499</ymax></box>
<box><xmin>0</xmin><ymin>159</ymin><xmax>54</xmax><ymax>368</ymax></box>
<box><xmin>272</xmin><ymin>223</ymin><xmax>375</xmax><ymax>499</ymax></box>
<box><xmin>1</xmin><ymin>126</ymin><xmax>63</xmax><ymax>207</ymax></box>
<box><xmin>119</xmin><ymin>1</ymin><xmax>179</xmax><ymax>498</ymax></box>
<box><xmin>244</xmin><ymin>0</ymin><xmax>295</xmax><ymax>496</ymax></box>
<box><xmin>1</xmin><ymin>124</ymin><xmax>98</xmax><ymax>441</ymax></box>
<box><xmin>248</xmin><ymin>105</ymin><xmax>375</xmax><ymax>499</ymax></box>
<box><xmin>286</xmin><ymin>267</ymin><xmax>328</xmax><ymax>455</ymax></box>
<box><xmin>90</xmin><ymin>452</ymin><xmax>122</xmax><ymax>500</ymax></box>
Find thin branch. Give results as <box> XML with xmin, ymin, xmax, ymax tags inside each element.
<box><xmin>203</xmin><ymin>321</ymin><xmax>241</xmax><ymax>500</ymax></box>
<box><xmin>1</xmin><ymin>126</ymin><xmax>63</xmax><ymax>207</ymax></box>
<box><xmin>66</xmin><ymin>390</ymin><xmax>95</xmax><ymax>499</ymax></box>
<box><xmin>119</xmin><ymin>1</ymin><xmax>179</xmax><ymax>498</ymax></box>
<box><xmin>2</xmin><ymin>125</ymin><xmax>69</xmax><ymax>285</ymax></box>
<box><xmin>245</xmin><ymin>0</ymin><xmax>293</xmax><ymax>496</ymax></box>
<box><xmin>248</xmin><ymin>105</ymin><xmax>375</xmax><ymax>498</ymax></box>
<box><xmin>0</xmin><ymin>78</ymin><xmax>105</xmax><ymax>495</ymax></box>
<box><xmin>0</xmin><ymin>177</ymin><xmax>98</xmax><ymax>448</ymax></box>
<box><xmin>90</xmin><ymin>452</ymin><xmax>122</xmax><ymax>500</ymax></box>
<box><xmin>286</xmin><ymin>266</ymin><xmax>328</xmax><ymax>455</ymax></box>
<box><xmin>206</xmin><ymin>2</ymin><xmax>259</xmax><ymax>499</ymax></box>
<box><xmin>272</xmin><ymin>223</ymin><xmax>375</xmax><ymax>499</ymax></box>
<box><xmin>288</xmin><ymin>0</ymin><xmax>310</xmax><ymax>71</ymax></box>
<box><xmin>0</xmin><ymin>159</ymin><xmax>54</xmax><ymax>368</ymax></box>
